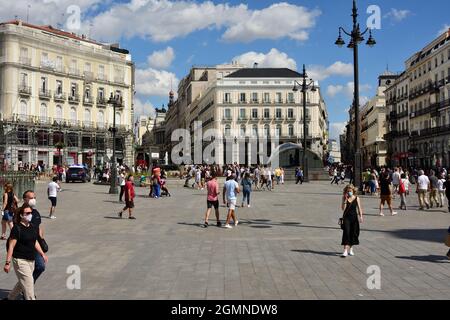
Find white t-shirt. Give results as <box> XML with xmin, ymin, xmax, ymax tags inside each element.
<box><xmin>400</xmin><ymin>178</ymin><xmax>409</xmax><ymax>192</ymax></box>
<box><xmin>417</xmin><ymin>175</ymin><xmax>430</xmax><ymax>190</ymax></box>
<box><xmin>438</xmin><ymin>178</ymin><xmax>446</xmax><ymax>192</ymax></box>
<box><xmin>48</xmin><ymin>181</ymin><xmax>60</xmax><ymax>197</ymax></box>
<box><xmin>119</xmin><ymin>174</ymin><xmax>126</xmax><ymax>186</ymax></box>
<box><xmin>224</xmin><ymin>180</ymin><xmax>239</xmax><ymax>200</ymax></box>
<box><xmin>392</xmin><ymin>172</ymin><xmax>401</xmax><ymax>185</ymax></box>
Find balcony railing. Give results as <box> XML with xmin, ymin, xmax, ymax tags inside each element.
<box><xmin>54</xmin><ymin>92</ymin><xmax>66</xmax><ymax>102</ymax></box>
<box><xmin>398</xmin><ymin>110</ymin><xmax>409</xmax><ymax>119</ymax></box>
<box><xmin>68</xmin><ymin>68</ymin><xmax>81</xmax><ymax>77</ymax></box>
<box><xmin>97</xmin><ymin>74</ymin><xmax>108</xmax><ymax>82</ymax></box>
<box><xmin>285</xmin><ymin>116</ymin><xmax>295</xmax><ymax>121</ymax></box>
<box><xmin>97</xmin><ymin>97</ymin><xmax>107</xmax><ymax>106</ymax></box>
<box><xmin>222</xmin><ymin>116</ymin><xmax>232</xmax><ymax>121</ymax></box>
<box><xmin>84</xmin><ymin>71</ymin><xmax>94</xmax><ymax>80</ymax></box>
<box><xmin>237</xmin><ymin>116</ymin><xmax>248</xmax><ymax>121</ymax></box>
<box><xmin>68</xmin><ymin>94</ymin><xmax>80</xmax><ymax>104</ymax></box>
<box><xmin>19</xmin><ymin>56</ymin><xmax>31</xmax><ymax>66</ymax></box>
<box><xmin>18</xmin><ymin>85</ymin><xmax>31</xmax><ymax>96</ymax></box>
<box><xmin>55</xmin><ymin>65</ymin><xmax>65</xmax><ymax>73</ymax></box>
<box><xmin>273</xmin><ymin>116</ymin><xmax>284</xmax><ymax>122</ymax></box>
<box><xmin>83</xmin><ymin>96</ymin><xmax>95</xmax><ymax>106</ymax></box>
<box><xmin>38</xmin><ymin>89</ymin><xmax>51</xmax><ymax>99</ymax></box>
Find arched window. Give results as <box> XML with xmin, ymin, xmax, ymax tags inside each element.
<box><xmin>240</xmin><ymin>125</ymin><xmax>246</xmax><ymax>137</ymax></box>
<box><xmin>40</xmin><ymin>103</ymin><xmax>47</xmax><ymax>119</ymax></box>
<box><xmin>115</xmin><ymin>112</ymin><xmax>121</xmax><ymax>125</ymax></box>
<box><xmin>84</xmin><ymin>109</ymin><xmax>91</xmax><ymax>123</ymax></box>
<box><xmin>70</xmin><ymin>107</ymin><xmax>77</xmax><ymax>124</ymax></box>
<box><xmin>275</xmin><ymin>125</ymin><xmax>281</xmax><ymax>137</ymax></box>
<box><xmin>288</xmin><ymin>124</ymin><xmax>294</xmax><ymax>137</ymax></box>
<box><xmin>264</xmin><ymin>125</ymin><xmax>270</xmax><ymax>137</ymax></box>
<box><xmin>224</xmin><ymin>125</ymin><xmax>231</xmax><ymax>137</ymax></box>
<box><xmin>252</xmin><ymin>125</ymin><xmax>258</xmax><ymax>137</ymax></box>
<box><xmin>55</xmin><ymin>105</ymin><xmax>63</xmax><ymax>122</ymax></box>
<box><xmin>19</xmin><ymin>100</ymin><xmax>27</xmax><ymax>120</ymax></box>
<box><xmin>98</xmin><ymin>110</ymin><xmax>105</xmax><ymax>128</ymax></box>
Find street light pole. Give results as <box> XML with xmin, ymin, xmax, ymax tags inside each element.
<box><xmin>335</xmin><ymin>0</ymin><xmax>376</xmax><ymax>191</ymax></box>
<box><xmin>108</xmin><ymin>93</ymin><xmax>118</xmax><ymax>194</ymax></box>
<box><xmin>293</xmin><ymin>64</ymin><xmax>316</xmax><ymax>183</ymax></box>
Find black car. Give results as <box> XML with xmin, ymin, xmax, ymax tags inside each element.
<box><xmin>66</xmin><ymin>166</ymin><xmax>91</xmax><ymax>183</ymax></box>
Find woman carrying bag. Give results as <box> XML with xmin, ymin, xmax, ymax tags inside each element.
<box><xmin>3</xmin><ymin>204</ymin><xmax>48</xmax><ymax>300</ymax></box>
<box><xmin>340</xmin><ymin>185</ymin><xmax>364</xmax><ymax>257</ymax></box>
<box><xmin>1</xmin><ymin>183</ymin><xmax>19</xmax><ymax>240</ymax></box>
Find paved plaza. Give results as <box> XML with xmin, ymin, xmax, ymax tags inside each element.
<box><xmin>1</xmin><ymin>179</ymin><xmax>449</xmax><ymax>300</ymax></box>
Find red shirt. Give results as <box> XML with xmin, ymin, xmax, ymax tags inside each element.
<box><xmin>206</xmin><ymin>179</ymin><xmax>219</xmax><ymax>201</ymax></box>
<box><xmin>124</xmin><ymin>181</ymin><xmax>135</xmax><ymax>201</ymax></box>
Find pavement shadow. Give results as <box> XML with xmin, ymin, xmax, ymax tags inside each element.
<box><xmin>291</xmin><ymin>249</ymin><xmax>339</xmax><ymax>256</ymax></box>
<box><xmin>381</xmin><ymin>228</ymin><xmax>447</xmax><ymax>243</ymax></box>
<box><xmin>103</xmin><ymin>200</ymin><xmax>122</xmax><ymax>204</ymax></box>
<box><xmin>177</xmin><ymin>222</ymin><xmax>210</xmax><ymax>228</ymax></box>
<box><xmin>0</xmin><ymin>289</ymin><xmax>10</xmax><ymax>299</ymax></box>
<box><xmin>103</xmin><ymin>216</ymin><xmax>123</xmax><ymax>220</ymax></box>
<box><xmin>395</xmin><ymin>255</ymin><xmax>450</xmax><ymax>263</ymax></box>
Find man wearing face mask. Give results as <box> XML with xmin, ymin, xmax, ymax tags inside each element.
<box><xmin>23</xmin><ymin>190</ymin><xmax>46</xmax><ymax>282</ymax></box>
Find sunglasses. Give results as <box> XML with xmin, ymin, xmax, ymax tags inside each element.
<box><xmin>23</xmin><ymin>211</ymin><xmax>33</xmax><ymax>215</ymax></box>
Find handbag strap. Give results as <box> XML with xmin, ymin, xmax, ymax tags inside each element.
<box><xmin>342</xmin><ymin>197</ymin><xmax>356</xmax><ymax>218</ymax></box>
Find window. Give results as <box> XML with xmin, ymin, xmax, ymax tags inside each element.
<box><xmin>435</xmin><ymin>58</ymin><xmax>438</xmax><ymax>68</ymax></box>
<box><xmin>55</xmin><ymin>105</ymin><xmax>62</xmax><ymax>121</ymax></box>
<box><xmin>40</xmin><ymin>77</ymin><xmax>47</xmax><ymax>92</ymax></box>
<box><xmin>84</xmin><ymin>62</ymin><xmax>91</xmax><ymax>72</ymax></box>
<box><xmin>98</xmin><ymin>110</ymin><xmax>105</xmax><ymax>127</ymax></box>
<box><xmin>276</xmin><ymin>108</ymin><xmax>282</xmax><ymax>119</ymax></box>
<box><xmin>85</xmin><ymin>86</ymin><xmax>91</xmax><ymax>99</ymax></box>
<box><xmin>20</xmin><ymin>73</ymin><xmax>28</xmax><ymax>86</ymax></box>
<box><xmin>239</xmin><ymin>93</ymin><xmax>246</xmax><ymax>103</ymax></box>
<box><xmin>224</xmin><ymin>93</ymin><xmax>231</xmax><ymax>103</ymax></box>
<box><xmin>115</xmin><ymin>112</ymin><xmax>121</xmax><ymax>125</ymax></box>
<box><xmin>56</xmin><ymin>56</ymin><xmax>63</xmax><ymax>71</ymax></box>
<box><xmin>99</xmin><ymin>65</ymin><xmax>105</xmax><ymax>78</ymax></box>
<box><xmin>264</xmin><ymin>125</ymin><xmax>270</xmax><ymax>137</ymax></box>
<box><xmin>252</xmin><ymin>92</ymin><xmax>258</xmax><ymax>102</ymax></box>
<box><xmin>98</xmin><ymin>88</ymin><xmax>105</xmax><ymax>100</ymax></box>
<box><xmin>240</xmin><ymin>125</ymin><xmax>246</xmax><ymax>137</ymax></box>
<box><xmin>70</xmin><ymin>59</ymin><xmax>77</xmax><ymax>73</ymax></box>
<box><xmin>40</xmin><ymin>103</ymin><xmax>47</xmax><ymax>120</ymax></box>
<box><xmin>20</xmin><ymin>47</ymin><xmax>28</xmax><ymax>58</ymax></box>
<box><xmin>224</xmin><ymin>125</ymin><xmax>231</xmax><ymax>136</ymax></box>
<box><xmin>288</xmin><ymin>125</ymin><xmax>294</xmax><ymax>136</ymax></box>
<box><xmin>276</xmin><ymin>92</ymin><xmax>282</xmax><ymax>103</ymax></box>
<box><xmin>20</xmin><ymin>100</ymin><xmax>27</xmax><ymax>117</ymax></box>
<box><xmin>224</xmin><ymin>108</ymin><xmax>231</xmax><ymax>119</ymax></box>
<box><xmin>70</xmin><ymin>107</ymin><xmax>77</xmax><ymax>122</ymax></box>
<box><xmin>252</xmin><ymin>109</ymin><xmax>258</xmax><ymax>119</ymax></box>
<box><xmin>71</xmin><ymin>83</ymin><xmax>77</xmax><ymax>97</ymax></box>
<box><xmin>288</xmin><ymin>108</ymin><xmax>294</xmax><ymax>118</ymax></box>
<box><xmin>239</xmin><ymin>109</ymin><xmax>246</xmax><ymax>119</ymax></box>
<box><xmin>264</xmin><ymin>108</ymin><xmax>270</xmax><ymax>119</ymax></box>
<box><xmin>288</xmin><ymin>92</ymin><xmax>294</xmax><ymax>103</ymax></box>
<box><xmin>275</xmin><ymin>125</ymin><xmax>281</xmax><ymax>137</ymax></box>
<box><xmin>84</xmin><ymin>109</ymin><xmax>91</xmax><ymax>123</ymax></box>
<box><xmin>56</xmin><ymin>80</ymin><xmax>63</xmax><ymax>95</ymax></box>
<box><xmin>264</xmin><ymin>93</ymin><xmax>270</xmax><ymax>103</ymax></box>
<box><xmin>428</xmin><ymin>61</ymin><xmax>431</xmax><ymax>71</ymax></box>
<box><xmin>252</xmin><ymin>125</ymin><xmax>258</xmax><ymax>137</ymax></box>
<box><xmin>41</xmin><ymin>52</ymin><xmax>48</xmax><ymax>64</ymax></box>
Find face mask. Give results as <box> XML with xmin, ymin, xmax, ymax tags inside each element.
<box><xmin>28</xmin><ymin>199</ymin><xmax>37</xmax><ymax>208</ymax></box>
<box><xmin>348</xmin><ymin>192</ymin><xmax>353</xmax><ymax>197</ymax></box>
<box><xmin>22</xmin><ymin>214</ymin><xmax>32</xmax><ymax>222</ymax></box>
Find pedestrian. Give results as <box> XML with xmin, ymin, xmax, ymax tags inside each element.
<box><xmin>428</xmin><ymin>170</ymin><xmax>440</xmax><ymax>208</ymax></box>
<box><xmin>443</xmin><ymin>174</ymin><xmax>450</xmax><ymax>213</ymax></box>
<box><xmin>223</xmin><ymin>175</ymin><xmax>240</xmax><ymax>229</ymax></box>
<box><xmin>438</xmin><ymin>173</ymin><xmax>446</xmax><ymax>208</ymax></box>
<box><xmin>296</xmin><ymin>167</ymin><xmax>304</xmax><ymax>185</ymax></box>
<box><xmin>3</xmin><ymin>204</ymin><xmax>48</xmax><ymax>300</ymax></box>
<box><xmin>379</xmin><ymin>172</ymin><xmax>397</xmax><ymax>216</ymax></box>
<box><xmin>47</xmin><ymin>176</ymin><xmax>61</xmax><ymax>219</ymax></box>
<box><xmin>416</xmin><ymin>170</ymin><xmax>430</xmax><ymax>210</ymax></box>
<box><xmin>241</xmin><ymin>172</ymin><xmax>252</xmax><ymax>208</ymax></box>
<box><xmin>280</xmin><ymin>168</ymin><xmax>285</xmax><ymax>185</ymax></box>
<box><xmin>1</xmin><ymin>183</ymin><xmax>19</xmax><ymax>240</ymax></box>
<box><xmin>22</xmin><ymin>190</ymin><xmax>47</xmax><ymax>283</ymax></box>
<box><xmin>398</xmin><ymin>173</ymin><xmax>409</xmax><ymax>210</ymax></box>
<box><xmin>253</xmin><ymin>166</ymin><xmax>260</xmax><ymax>190</ymax></box>
<box><xmin>392</xmin><ymin>167</ymin><xmax>401</xmax><ymax>199</ymax></box>
<box><xmin>445</xmin><ymin>226</ymin><xmax>450</xmax><ymax>259</ymax></box>
<box><xmin>118</xmin><ymin>170</ymin><xmax>126</xmax><ymax>203</ymax></box>
<box><xmin>202</xmin><ymin>173</ymin><xmax>221</xmax><ymax>228</ymax></box>
<box><xmin>340</xmin><ymin>184</ymin><xmax>364</xmax><ymax>257</ymax></box>
<box><xmin>117</xmin><ymin>175</ymin><xmax>136</xmax><ymax>219</ymax></box>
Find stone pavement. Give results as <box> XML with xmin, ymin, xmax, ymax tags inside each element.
<box><xmin>0</xmin><ymin>179</ymin><xmax>449</xmax><ymax>300</ymax></box>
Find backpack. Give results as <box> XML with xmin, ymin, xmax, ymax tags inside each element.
<box><xmin>399</xmin><ymin>180</ymin><xmax>406</xmax><ymax>194</ymax></box>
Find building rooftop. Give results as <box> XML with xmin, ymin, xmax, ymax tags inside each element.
<box><xmin>226</xmin><ymin>68</ymin><xmax>302</xmax><ymax>78</ymax></box>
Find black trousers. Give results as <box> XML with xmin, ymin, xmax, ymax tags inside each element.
<box><xmin>119</xmin><ymin>186</ymin><xmax>125</xmax><ymax>201</ymax></box>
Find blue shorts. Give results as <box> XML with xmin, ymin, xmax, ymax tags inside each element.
<box><xmin>48</xmin><ymin>197</ymin><xmax>57</xmax><ymax>207</ymax></box>
<box><xmin>2</xmin><ymin>210</ymin><xmax>13</xmax><ymax>222</ymax></box>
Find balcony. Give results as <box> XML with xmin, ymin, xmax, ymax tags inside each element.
<box><xmin>397</xmin><ymin>110</ymin><xmax>409</xmax><ymax>119</ymax></box>
<box><xmin>84</xmin><ymin>71</ymin><xmax>94</xmax><ymax>81</ymax></box>
<box><xmin>237</xmin><ymin>116</ymin><xmax>248</xmax><ymax>122</ymax></box>
<box><xmin>285</xmin><ymin>116</ymin><xmax>296</xmax><ymax>122</ymax></box>
<box><xmin>249</xmin><ymin>116</ymin><xmax>259</xmax><ymax>122</ymax></box>
<box><xmin>222</xmin><ymin>116</ymin><xmax>232</xmax><ymax>122</ymax></box>
<box><xmin>38</xmin><ymin>89</ymin><xmax>51</xmax><ymax>100</ymax></box>
<box><xmin>19</xmin><ymin>56</ymin><xmax>31</xmax><ymax>66</ymax></box>
<box><xmin>114</xmin><ymin>76</ymin><xmax>125</xmax><ymax>85</ymax></box>
<box><xmin>54</xmin><ymin>92</ymin><xmax>66</xmax><ymax>102</ymax></box>
<box><xmin>18</xmin><ymin>85</ymin><xmax>31</xmax><ymax>96</ymax></box>
<box><xmin>389</xmin><ymin>111</ymin><xmax>398</xmax><ymax>120</ymax></box>
<box><xmin>68</xmin><ymin>94</ymin><xmax>80</xmax><ymax>104</ymax></box>
<box><xmin>97</xmin><ymin>97</ymin><xmax>107</xmax><ymax>107</ymax></box>
<box><xmin>249</xmin><ymin>100</ymin><xmax>259</xmax><ymax>104</ymax></box>
<box><xmin>83</xmin><ymin>121</ymin><xmax>95</xmax><ymax>129</ymax></box>
<box><xmin>222</xmin><ymin>101</ymin><xmax>232</xmax><ymax>104</ymax></box>
<box><xmin>273</xmin><ymin>116</ymin><xmax>284</xmax><ymax>122</ymax></box>
<box><xmin>97</xmin><ymin>74</ymin><xmax>108</xmax><ymax>82</ymax></box>
<box><xmin>83</xmin><ymin>96</ymin><xmax>95</xmax><ymax>106</ymax></box>
<box><xmin>68</xmin><ymin>68</ymin><xmax>81</xmax><ymax>77</ymax></box>
<box><xmin>38</xmin><ymin>116</ymin><xmax>52</xmax><ymax>125</ymax></box>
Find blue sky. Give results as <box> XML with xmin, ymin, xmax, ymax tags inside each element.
<box><xmin>5</xmin><ymin>0</ymin><xmax>449</xmax><ymax>140</ymax></box>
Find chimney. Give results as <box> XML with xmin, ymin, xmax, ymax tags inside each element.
<box><xmin>253</xmin><ymin>62</ymin><xmax>259</xmax><ymax>69</ymax></box>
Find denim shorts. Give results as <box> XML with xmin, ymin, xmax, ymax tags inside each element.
<box><xmin>2</xmin><ymin>210</ymin><xmax>13</xmax><ymax>222</ymax></box>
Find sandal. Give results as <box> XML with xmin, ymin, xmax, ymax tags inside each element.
<box><xmin>1</xmin><ymin>235</ymin><xmax>6</xmax><ymax>240</ymax></box>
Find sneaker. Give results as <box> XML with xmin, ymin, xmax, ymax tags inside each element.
<box><xmin>392</xmin><ymin>212</ymin><xmax>398</xmax><ymax>216</ymax></box>
<box><xmin>247</xmin><ymin>204</ymin><xmax>251</xmax><ymax>208</ymax></box>
<box><xmin>49</xmin><ymin>216</ymin><xmax>56</xmax><ymax>219</ymax></box>
<box><xmin>118</xmin><ymin>212</ymin><xmax>123</xmax><ymax>219</ymax></box>
<box><xmin>216</xmin><ymin>221</ymin><xmax>222</xmax><ymax>227</ymax></box>
<box><xmin>426</xmin><ymin>204</ymin><xmax>430</xmax><ymax>209</ymax></box>
<box><xmin>341</xmin><ymin>251</ymin><xmax>348</xmax><ymax>258</ymax></box>
<box><xmin>129</xmin><ymin>216</ymin><xmax>136</xmax><ymax>220</ymax></box>
<box><xmin>379</xmin><ymin>213</ymin><xmax>385</xmax><ymax>217</ymax></box>
<box><xmin>349</xmin><ymin>248</ymin><xmax>355</xmax><ymax>256</ymax></box>
<box><xmin>202</xmin><ymin>222</ymin><xmax>209</xmax><ymax>228</ymax></box>
<box><xmin>234</xmin><ymin>220</ymin><xmax>239</xmax><ymax>227</ymax></box>
<box><xmin>224</xmin><ymin>224</ymin><xmax>233</xmax><ymax>229</ymax></box>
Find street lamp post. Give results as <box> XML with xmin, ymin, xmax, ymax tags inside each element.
<box><xmin>335</xmin><ymin>0</ymin><xmax>376</xmax><ymax>191</ymax></box>
<box><xmin>293</xmin><ymin>64</ymin><xmax>316</xmax><ymax>183</ymax></box>
<box><xmin>108</xmin><ymin>93</ymin><xmax>120</xmax><ymax>194</ymax></box>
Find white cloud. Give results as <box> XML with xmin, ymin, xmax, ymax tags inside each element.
<box><xmin>88</xmin><ymin>1</ymin><xmax>320</xmax><ymax>43</ymax></box>
<box><xmin>384</xmin><ymin>8</ymin><xmax>411</xmax><ymax>22</ymax></box>
<box><xmin>308</xmin><ymin>61</ymin><xmax>353</xmax><ymax>81</ymax></box>
<box><xmin>232</xmin><ymin>48</ymin><xmax>297</xmax><ymax>70</ymax></box>
<box><xmin>326</xmin><ymin>82</ymin><xmax>371</xmax><ymax>99</ymax></box>
<box><xmin>329</xmin><ymin>122</ymin><xmax>347</xmax><ymax>141</ymax></box>
<box><xmin>438</xmin><ymin>24</ymin><xmax>450</xmax><ymax>36</ymax></box>
<box><xmin>147</xmin><ymin>47</ymin><xmax>175</xmax><ymax>69</ymax></box>
<box><xmin>222</xmin><ymin>3</ymin><xmax>321</xmax><ymax>42</ymax></box>
<box><xmin>134</xmin><ymin>98</ymin><xmax>155</xmax><ymax>118</ymax></box>
<box><xmin>135</xmin><ymin>67</ymin><xmax>179</xmax><ymax>98</ymax></box>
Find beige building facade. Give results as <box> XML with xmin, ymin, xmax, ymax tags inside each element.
<box><xmin>0</xmin><ymin>20</ymin><xmax>135</xmax><ymax>170</ymax></box>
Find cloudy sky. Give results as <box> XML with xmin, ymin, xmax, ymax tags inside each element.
<box><xmin>3</xmin><ymin>0</ymin><xmax>450</xmax><ymax>141</ymax></box>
